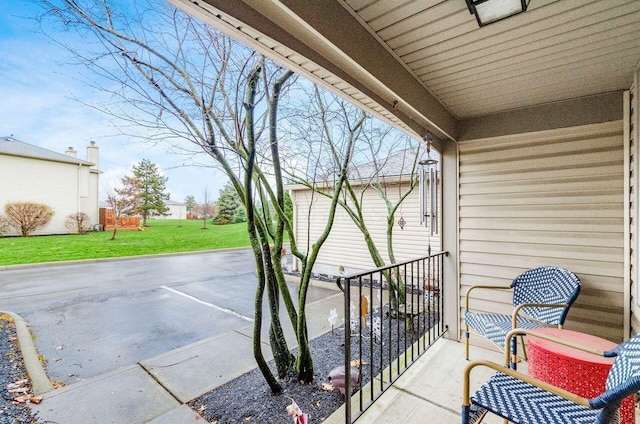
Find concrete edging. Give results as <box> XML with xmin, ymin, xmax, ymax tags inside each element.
<box><xmin>0</xmin><ymin>246</ymin><xmax>252</xmax><ymax>272</ymax></box>
<box><xmin>1</xmin><ymin>310</ymin><xmax>54</xmax><ymax>396</ymax></box>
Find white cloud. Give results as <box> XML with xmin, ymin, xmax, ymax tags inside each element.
<box><xmin>0</xmin><ymin>3</ymin><xmax>228</xmax><ymax>203</ymax></box>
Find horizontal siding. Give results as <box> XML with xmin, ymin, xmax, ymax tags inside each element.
<box><xmin>344</xmin><ymin>0</ymin><xmax>640</xmax><ymax>118</ymax></box>
<box><xmin>292</xmin><ymin>181</ymin><xmax>438</xmax><ymax>275</ymax></box>
<box><xmin>0</xmin><ymin>156</ymin><xmax>98</xmax><ymax>235</ymax></box>
<box><xmin>459</xmin><ymin>121</ymin><xmax>625</xmax><ymax>343</ymax></box>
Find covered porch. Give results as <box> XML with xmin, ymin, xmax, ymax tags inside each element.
<box><xmin>169</xmin><ymin>0</ymin><xmax>640</xmax><ymax>422</ymax></box>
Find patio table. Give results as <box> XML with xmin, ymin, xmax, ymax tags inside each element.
<box><xmin>527</xmin><ymin>327</ymin><xmax>634</xmax><ymax>424</ymax></box>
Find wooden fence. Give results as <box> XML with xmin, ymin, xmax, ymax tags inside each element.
<box><xmin>99</xmin><ymin>208</ymin><xmax>140</xmax><ymax>230</ymax></box>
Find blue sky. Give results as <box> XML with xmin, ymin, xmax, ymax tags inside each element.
<box><xmin>0</xmin><ymin>2</ymin><xmax>227</xmax><ymax>203</ymax></box>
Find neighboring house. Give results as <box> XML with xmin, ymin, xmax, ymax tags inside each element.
<box><xmin>289</xmin><ymin>148</ymin><xmax>439</xmax><ymax>277</ymax></box>
<box><xmin>156</xmin><ymin>200</ymin><xmax>187</xmax><ymax>220</ymax></box>
<box><xmin>0</xmin><ymin>137</ymin><xmax>100</xmax><ymax>235</ymax></box>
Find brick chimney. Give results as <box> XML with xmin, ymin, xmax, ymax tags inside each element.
<box><xmin>86</xmin><ymin>141</ymin><xmax>99</xmax><ymax>170</ymax></box>
<box><xmin>65</xmin><ymin>146</ymin><xmax>77</xmax><ymax>158</ymax></box>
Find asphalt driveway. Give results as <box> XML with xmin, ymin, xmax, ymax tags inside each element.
<box><xmin>0</xmin><ymin>249</ymin><xmax>338</xmax><ymax>384</ymax></box>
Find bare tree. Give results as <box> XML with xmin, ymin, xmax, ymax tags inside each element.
<box><xmin>0</xmin><ymin>216</ymin><xmax>9</xmax><ymax>236</ymax></box>
<box><xmin>196</xmin><ymin>188</ymin><xmax>215</xmax><ymax>229</ymax></box>
<box><xmin>4</xmin><ymin>202</ymin><xmax>54</xmax><ymax>236</ymax></box>
<box><xmin>65</xmin><ymin>212</ymin><xmax>92</xmax><ymax>234</ymax></box>
<box><xmin>105</xmin><ymin>175</ymin><xmax>139</xmax><ymax>240</ymax></box>
<box><xmin>39</xmin><ymin>0</ymin><xmax>362</xmax><ymax>389</ymax></box>
<box><xmin>286</xmin><ymin>86</ymin><xmax>424</xmax><ymax>309</ymax></box>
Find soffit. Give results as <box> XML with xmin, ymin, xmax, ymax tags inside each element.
<box><xmin>170</xmin><ymin>0</ymin><xmax>640</xmax><ymax>142</ymax></box>
<box><xmin>348</xmin><ymin>0</ymin><xmax>640</xmax><ymax>118</ymax></box>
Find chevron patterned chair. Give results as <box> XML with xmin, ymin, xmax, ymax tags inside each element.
<box><xmin>462</xmin><ymin>329</ymin><xmax>640</xmax><ymax>424</ymax></box>
<box><xmin>464</xmin><ymin>266</ymin><xmax>581</xmax><ymax>361</ymax></box>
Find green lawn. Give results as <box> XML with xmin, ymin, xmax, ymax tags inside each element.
<box><xmin>0</xmin><ymin>219</ymin><xmax>252</xmax><ymax>266</ymax></box>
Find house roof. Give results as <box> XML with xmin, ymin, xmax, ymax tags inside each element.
<box><xmin>172</xmin><ymin>0</ymin><xmax>640</xmax><ymax>143</ymax></box>
<box><xmin>0</xmin><ymin>136</ymin><xmax>94</xmax><ymax>166</ymax></box>
<box><xmin>350</xmin><ymin>147</ymin><xmax>439</xmax><ymax>180</ymax></box>
<box><xmin>287</xmin><ymin>147</ymin><xmax>438</xmax><ymax>191</ymax></box>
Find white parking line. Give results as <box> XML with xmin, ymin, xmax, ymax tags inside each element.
<box><xmin>161</xmin><ymin>286</ymin><xmax>254</xmax><ymax>322</ymax></box>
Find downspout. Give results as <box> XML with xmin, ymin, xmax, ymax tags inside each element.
<box><xmin>77</xmin><ymin>163</ymin><xmax>82</xmax><ymax>215</ymax></box>
<box><xmin>623</xmin><ymin>89</ymin><xmax>631</xmax><ymax>340</ymax></box>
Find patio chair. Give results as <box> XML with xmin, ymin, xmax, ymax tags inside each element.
<box><xmin>464</xmin><ymin>266</ymin><xmax>581</xmax><ymax>361</ymax></box>
<box><xmin>462</xmin><ymin>329</ymin><xmax>640</xmax><ymax>424</ymax></box>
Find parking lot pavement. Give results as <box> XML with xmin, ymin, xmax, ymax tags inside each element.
<box><xmin>0</xmin><ymin>249</ymin><xmax>341</xmax><ymax>383</ymax></box>
<box><xmin>7</xmin><ymin>250</ymin><xmax>346</xmax><ymax>424</ymax></box>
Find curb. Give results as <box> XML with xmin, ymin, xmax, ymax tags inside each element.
<box><xmin>283</xmin><ymin>274</ymin><xmax>342</xmax><ymax>292</ymax></box>
<box><xmin>0</xmin><ymin>246</ymin><xmax>253</xmax><ymax>272</ymax></box>
<box><xmin>1</xmin><ymin>311</ymin><xmax>54</xmax><ymax>396</ymax></box>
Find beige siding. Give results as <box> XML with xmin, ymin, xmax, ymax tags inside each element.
<box><xmin>630</xmin><ymin>69</ymin><xmax>640</xmax><ymax>336</ymax></box>
<box><xmin>0</xmin><ymin>156</ymin><xmax>98</xmax><ymax>235</ymax></box>
<box><xmin>459</xmin><ymin>121</ymin><xmax>625</xmax><ymax>343</ymax></box>
<box><xmin>292</xmin><ymin>181</ymin><xmax>439</xmax><ymax>276</ymax></box>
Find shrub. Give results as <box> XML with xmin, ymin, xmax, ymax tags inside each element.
<box><xmin>4</xmin><ymin>202</ymin><xmax>55</xmax><ymax>236</ymax></box>
<box><xmin>212</xmin><ymin>215</ymin><xmax>232</xmax><ymax>225</ymax></box>
<box><xmin>65</xmin><ymin>212</ymin><xmax>92</xmax><ymax>234</ymax></box>
<box><xmin>0</xmin><ymin>216</ymin><xmax>9</xmax><ymax>236</ymax></box>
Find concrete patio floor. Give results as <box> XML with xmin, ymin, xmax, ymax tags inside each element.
<box><xmin>326</xmin><ymin>337</ymin><xmax>640</xmax><ymax>424</ymax></box>
<box><xmin>325</xmin><ymin>338</ymin><xmax>524</xmax><ymax>424</ymax></box>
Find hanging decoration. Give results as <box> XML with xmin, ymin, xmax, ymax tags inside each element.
<box><xmin>419</xmin><ymin>134</ymin><xmax>440</xmax><ymax>255</ymax></box>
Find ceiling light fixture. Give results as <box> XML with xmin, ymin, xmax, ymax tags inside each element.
<box><xmin>466</xmin><ymin>0</ymin><xmax>530</xmax><ymax>27</ymax></box>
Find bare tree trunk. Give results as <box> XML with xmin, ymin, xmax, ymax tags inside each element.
<box><xmin>250</xmin><ymin>244</ymin><xmax>281</xmax><ymax>393</ymax></box>
<box><xmin>110</xmin><ymin>217</ymin><xmax>118</xmax><ymax>241</ymax></box>
<box><xmin>243</xmin><ymin>65</ymin><xmax>291</xmax><ymax>389</ymax></box>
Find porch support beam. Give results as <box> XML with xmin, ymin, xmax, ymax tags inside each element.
<box><xmin>441</xmin><ymin>138</ymin><xmax>460</xmax><ymax>340</ymax></box>
<box><xmin>458</xmin><ymin>91</ymin><xmax>624</xmax><ymax>141</ymax></box>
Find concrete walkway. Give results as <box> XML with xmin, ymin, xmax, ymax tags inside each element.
<box><xmin>18</xmin><ymin>282</ymin><xmax>344</xmax><ymax>424</ymax></box>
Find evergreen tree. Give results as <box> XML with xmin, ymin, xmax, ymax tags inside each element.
<box><xmin>132</xmin><ymin>159</ymin><xmax>170</xmax><ymax>226</ymax></box>
<box><xmin>213</xmin><ymin>182</ymin><xmax>240</xmax><ymax>225</ymax></box>
<box><xmin>184</xmin><ymin>195</ymin><xmax>196</xmax><ymax>217</ymax></box>
<box><xmin>233</xmin><ymin>206</ymin><xmax>247</xmax><ymax>223</ymax></box>
<box><xmin>283</xmin><ymin>192</ymin><xmax>293</xmax><ymax>224</ymax></box>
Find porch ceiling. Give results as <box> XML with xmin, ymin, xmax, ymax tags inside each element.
<box><xmin>170</xmin><ymin>0</ymin><xmax>640</xmax><ymax>142</ymax></box>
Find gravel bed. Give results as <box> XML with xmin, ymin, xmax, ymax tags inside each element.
<box><xmin>190</xmin><ymin>307</ymin><xmax>437</xmax><ymax>423</ymax></box>
<box><xmin>189</xmin><ymin>330</ymin><xmax>347</xmax><ymax>424</ymax></box>
<box><xmin>0</xmin><ymin>317</ymin><xmax>41</xmax><ymax>424</ymax></box>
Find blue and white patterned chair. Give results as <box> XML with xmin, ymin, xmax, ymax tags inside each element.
<box><xmin>464</xmin><ymin>266</ymin><xmax>581</xmax><ymax>361</ymax></box>
<box><xmin>462</xmin><ymin>329</ymin><xmax>640</xmax><ymax>424</ymax></box>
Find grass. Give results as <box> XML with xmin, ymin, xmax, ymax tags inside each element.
<box><xmin>0</xmin><ymin>219</ymin><xmax>252</xmax><ymax>266</ymax></box>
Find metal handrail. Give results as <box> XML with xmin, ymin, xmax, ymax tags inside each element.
<box><xmin>336</xmin><ymin>251</ymin><xmax>448</xmax><ymax>423</ymax></box>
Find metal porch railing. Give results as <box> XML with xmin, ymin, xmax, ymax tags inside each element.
<box><xmin>336</xmin><ymin>251</ymin><xmax>448</xmax><ymax>423</ymax></box>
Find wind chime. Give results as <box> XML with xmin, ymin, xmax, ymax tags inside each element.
<box><xmin>419</xmin><ymin>135</ymin><xmax>439</xmax><ymax>256</ymax></box>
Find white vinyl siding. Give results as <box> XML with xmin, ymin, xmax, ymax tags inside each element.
<box><xmin>0</xmin><ymin>156</ymin><xmax>98</xmax><ymax>235</ymax></box>
<box><xmin>291</xmin><ymin>181</ymin><xmax>439</xmax><ymax>276</ymax></box>
<box><xmin>459</xmin><ymin>121</ymin><xmax>625</xmax><ymax>343</ymax></box>
<box><xmin>154</xmin><ymin>204</ymin><xmax>187</xmax><ymax>220</ymax></box>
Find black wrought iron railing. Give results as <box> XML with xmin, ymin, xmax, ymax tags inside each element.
<box><xmin>336</xmin><ymin>251</ymin><xmax>448</xmax><ymax>423</ymax></box>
